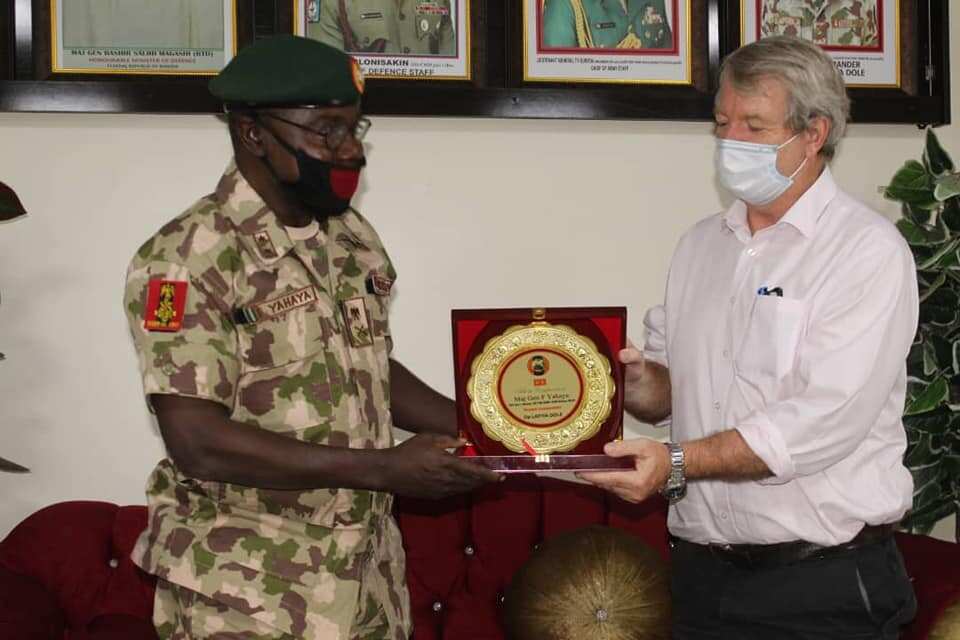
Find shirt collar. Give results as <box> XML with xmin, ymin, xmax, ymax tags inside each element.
<box><xmin>214</xmin><ymin>160</ymin><xmax>296</xmax><ymax>267</ymax></box>
<box><xmin>721</xmin><ymin>166</ymin><xmax>838</xmax><ymax>240</ymax></box>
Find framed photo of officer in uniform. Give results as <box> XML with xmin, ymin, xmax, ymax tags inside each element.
<box><xmin>741</xmin><ymin>0</ymin><xmax>900</xmax><ymax>87</ymax></box>
<box><xmin>51</xmin><ymin>0</ymin><xmax>237</xmax><ymax>75</ymax></box>
<box><xmin>522</xmin><ymin>0</ymin><xmax>693</xmax><ymax>84</ymax></box>
<box><xmin>295</xmin><ymin>0</ymin><xmax>472</xmax><ymax>81</ymax></box>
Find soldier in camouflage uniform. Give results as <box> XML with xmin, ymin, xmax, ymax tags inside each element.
<box><xmin>124</xmin><ymin>35</ymin><xmax>499</xmax><ymax>640</ymax></box>
<box><xmin>308</xmin><ymin>0</ymin><xmax>455</xmax><ymax>56</ymax></box>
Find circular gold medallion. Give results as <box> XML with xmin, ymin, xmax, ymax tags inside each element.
<box><xmin>467</xmin><ymin>322</ymin><xmax>615</xmax><ymax>454</ymax></box>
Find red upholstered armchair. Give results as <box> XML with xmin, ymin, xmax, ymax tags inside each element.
<box><xmin>0</xmin><ymin>501</ymin><xmax>158</xmax><ymax>640</ymax></box>
<box><xmin>1</xmin><ymin>480</ymin><xmax>958</xmax><ymax>640</ymax></box>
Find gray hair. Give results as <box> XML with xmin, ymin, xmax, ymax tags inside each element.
<box><xmin>718</xmin><ymin>36</ymin><xmax>850</xmax><ymax>160</ymax></box>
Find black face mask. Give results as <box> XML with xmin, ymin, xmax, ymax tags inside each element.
<box><xmin>264</xmin><ymin>125</ymin><xmax>365</xmax><ymax>219</ymax></box>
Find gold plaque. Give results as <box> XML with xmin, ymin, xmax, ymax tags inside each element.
<box><xmin>467</xmin><ymin>322</ymin><xmax>615</xmax><ymax>455</ymax></box>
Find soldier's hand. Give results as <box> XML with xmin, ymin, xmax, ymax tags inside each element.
<box><xmin>379</xmin><ymin>433</ymin><xmax>502</xmax><ymax>499</ymax></box>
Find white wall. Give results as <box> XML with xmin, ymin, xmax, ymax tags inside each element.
<box><xmin>1</xmin><ymin>13</ymin><xmax>957</xmax><ymax>542</ymax></box>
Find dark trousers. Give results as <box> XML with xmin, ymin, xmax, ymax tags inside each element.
<box><xmin>670</xmin><ymin>536</ymin><xmax>917</xmax><ymax>639</ymax></box>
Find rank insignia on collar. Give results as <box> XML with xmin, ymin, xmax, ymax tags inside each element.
<box><xmin>365</xmin><ymin>273</ymin><xmax>394</xmax><ymax>296</ymax></box>
<box><xmin>341</xmin><ymin>297</ymin><xmax>374</xmax><ymax>348</ymax></box>
<box><xmin>252</xmin><ymin>231</ymin><xmax>279</xmax><ymax>259</ymax></box>
<box><xmin>144</xmin><ymin>280</ymin><xmax>188</xmax><ymax>332</ymax></box>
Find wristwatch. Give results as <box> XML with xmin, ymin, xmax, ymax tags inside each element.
<box><xmin>661</xmin><ymin>442</ymin><xmax>687</xmax><ymax>504</ymax></box>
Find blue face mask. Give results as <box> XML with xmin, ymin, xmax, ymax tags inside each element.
<box><xmin>715</xmin><ymin>133</ymin><xmax>807</xmax><ymax>206</ymax></box>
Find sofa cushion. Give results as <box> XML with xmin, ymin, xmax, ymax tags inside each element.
<box><xmin>81</xmin><ymin>613</ymin><xmax>159</xmax><ymax>639</ymax></box>
<box><xmin>0</xmin><ymin>564</ymin><xmax>65</xmax><ymax>639</ymax></box>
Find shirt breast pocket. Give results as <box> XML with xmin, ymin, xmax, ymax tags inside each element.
<box><xmin>349</xmin><ymin>8</ymin><xmax>391</xmax><ymax>49</ymax></box>
<box><xmin>735</xmin><ymin>296</ymin><xmax>806</xmax><ymax>385</ymax></box>
<box><xmin>236</xmin><ymin>301</ymin><xmax>332</xmax><ymax>372</ymax></box>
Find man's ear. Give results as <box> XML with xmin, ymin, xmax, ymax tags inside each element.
<box><xmin>235</xmin><ymin>114</ymin><xmax>267</xmax><ymax>157</ymax></box>
<box><xmin>805</xmin><ymin>116</ymin><xmax>830</xmax><ymax>158</ymax></box>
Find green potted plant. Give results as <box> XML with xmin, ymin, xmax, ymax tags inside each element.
<box><xmin>0</xmin><ymin>180</ymin><xmax>29</xmax><ymax>473</ymax></box>
<box><xmin>884</xmin><ymin>130</ymin><xmax>960</xmax><ymax>541</ymax></box>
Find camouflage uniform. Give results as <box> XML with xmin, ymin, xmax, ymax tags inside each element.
<box><xmin>308</xmin><ymin>0</ymin><xmax>455</xmax><ymax>56</ymax></box>
<box><xmin>124</xmin><ymin>162</ymin><xmax>410</xmax><ymax>639</ymax></box>
<box><xmin>542</xmin><ymin>0</ymin><xmax>672</xmax><ymax>49</ymax></box>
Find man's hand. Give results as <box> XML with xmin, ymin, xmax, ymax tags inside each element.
<box><xmin>620</xmin><ymin>340</ymin><xmax>671</xmax><ymax>423</ymax></box>
<box><xmin>377</xmin><ymin>433</ymin><xmax>502</xmax><ymax>499</ymax></box>
<box><xmin>578</xmin><ymin>438</ymin><xmax>671</xmax><ymax>504</ymax></box>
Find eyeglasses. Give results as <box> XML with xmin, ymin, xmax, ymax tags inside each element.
<box><xmin>258</xmin><ymin>112</ymin><xmax>372</xmax><ymax>150</ymax></box>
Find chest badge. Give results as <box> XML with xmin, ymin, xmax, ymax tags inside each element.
<box><xmin>252</xmin><ymin>231</ymin><xmax>279</xmax><ymax>259</ymax></box>
<box><xmin>341</xmin><ymin>297</ymin><xmax>374</xmax><ymax>347</ymax></box>
<box><xmin>366</xmin><ymin>273</ymin><xmax>394</xmax><ymax>296</ymax></box>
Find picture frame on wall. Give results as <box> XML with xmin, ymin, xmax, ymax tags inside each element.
<box><xmin>51</xmin><ymin>0</ymin><xmax>237</xmax><ymax>76</ymax></box>
<box><xmin>521</xmin><ymin>0</ymin><xmax>693</xmax><ymax>85</ymax></box>
<box><xmin>0</xmin><ymin>0</ymin><xmax>948</xmax><ymax>123</ymax></box>
<box><xmin>740</xmin><ymin>0</ymin><xmax>901</xmax><ymax>88</ymax></box>
<box><xmin>294</xmin><ymin>0</ymin><xmax>473</xmax><ymax>81</ymax></box>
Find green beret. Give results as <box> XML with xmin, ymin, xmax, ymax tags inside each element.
<box><xmin>209</xmin><ymin>35</ymin><xmax>364</xmax><ymax>108</ymax></box>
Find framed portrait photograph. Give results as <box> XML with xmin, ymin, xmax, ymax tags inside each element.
<box><xmin>521</xmin><ymin>0</ymin><xmax>692</xmax><ymax>85</ymax></box>
<box><xmin>295</xmin><ymin>0</ymin><xmax>472</xmax><ymax>81</ymax></box>
<box><xmin>741</xmin><ymin>0</ymin><xmax>899</xmax><ymax>87</ymax></box>
<box><xmin>51</xmin><ymin>0</ymin><xmax>237</xmax><ymax>75</ymax></box>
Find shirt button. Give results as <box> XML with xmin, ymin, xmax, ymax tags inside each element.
<box><xmin>464</xmin><ymin>545</ymin><xmax>475</xmax><ymax>556</ymax></box>
<box><xmin>108</xmin><ymin>558</ymin><xmax>119</xmax><ymax>568</ymax></box>
<box><xmin>722</xmin><ymin>349</ymin><xmax>730</xmax><ymax>359</ymax></box>
<box><xmin>432</xmin><ymin>601</ymin><xmax>443</xmax><ymax>613</ymax></box>
<box><xmin>720</xmin><ymin>512</ymin><xmax>729</xmax><ymax>520</ymax></box>
<box><xmin>745</xmin><ymin>248</ymin><xmax>757</xmax><ymax>256</ymax></box>
<box><xmin>713</xmin><ymin>401</ymin><xmax>720</xmax><ymax>411</ymax></box>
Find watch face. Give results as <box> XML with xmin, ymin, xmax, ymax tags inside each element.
<box><xmin>664</xmin><ymin>484</ymin><xmax>687</xmax><ymax>504</ymax></box>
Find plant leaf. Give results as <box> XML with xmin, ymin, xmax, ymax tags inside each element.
<box><xmin>934</xmin><ymin>174</ymin><xmax>960</xmax><ymax>201</ymax></box>
<box><xmin>897</xmin><ymin>218</ymin><xmax>948</xmax><ymax>247</ymax></box>
<box><xmin>922</xmin><ymin>338</ymin><xmax>939</xmax><ymax>376</ymax></box>
<box><xmin>918</xmin><ymin>272</ymin><xmax>947</xmax><ymax>304</ymax></box>
<box><xmin>917</xmin><ymin>238</ymin><xmax>960</xmax><ymax>270</ymax></box>
<box><xmin>903</xmin><ymin>203</ymin><xmax>932</xmax><ymax>226</ymax></box>
<box><xmin>903</xmin><ymin>497</ymin><xmax>956</xmax><ymax>535</ymax></box>
<box><xmin>943</xmin><ymin>199</ymin><xmax>960</xmax><ymax>232</ymax></box>
<box><xmin>905</xmin><ymin>407</ymin><xmax>954</xmax><ymax>434</ymax></box>
<box><xmin>884</xmin><ymin>160</ymin><xmax>938</xmax><ymax>209</ymax></box>
<box><xmin>924</xmin><ymin>128</ymin><xmax>955</xmax><ymax>175</ymax></box>
<box><xmin>905</xmin><ymin>377</ymin><xmax>949</xmax><ymax>415</ymax></box>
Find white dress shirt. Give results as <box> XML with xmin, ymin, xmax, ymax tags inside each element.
<box><xmin>644</xmin><ymin>168</ymin><xmax>918</xmax><ymax>546</ymax></box>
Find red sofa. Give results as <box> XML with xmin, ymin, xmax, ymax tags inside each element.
<box><xmin>1</xmin><ymin>477</ymin><xmax>958</xmax><ymax>639</ymax></box>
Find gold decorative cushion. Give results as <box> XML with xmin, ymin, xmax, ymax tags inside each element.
<box><xmin>503</xmin><ymin>525</ymin><xmax>670</xmax><ymax>640</ymax></box>
<box><xmin>930</xmin><ymin>596</ymin><xmax>960</xmax><ymax>640</ymax></box>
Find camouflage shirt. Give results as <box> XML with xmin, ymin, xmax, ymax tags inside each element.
<box><xmin>124</xmin><ymin>162</ymin><xmax>410</xmax><ymax>638</ymax></box>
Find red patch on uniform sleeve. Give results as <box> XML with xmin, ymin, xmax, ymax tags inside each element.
<box><xmin>143</xmin><ymin>280</ymin><xmax>188</xmax><ymax>332</ymax></box>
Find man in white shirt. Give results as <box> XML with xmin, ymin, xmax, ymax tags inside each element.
<box><xmin>582</xmin><ymin>36</ymin><xmax>918</xmax><ymax>638</ymax></box>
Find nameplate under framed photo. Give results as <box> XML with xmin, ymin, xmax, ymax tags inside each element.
<box><xmin>452</xmin><ymin>306</ymin><xmax>632</xmax><ymax>473</ymax></box>
<box><xmin>51</xmin><ymin>0</ymin><xmax>237</xmax><ymax>75</ymax></box>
